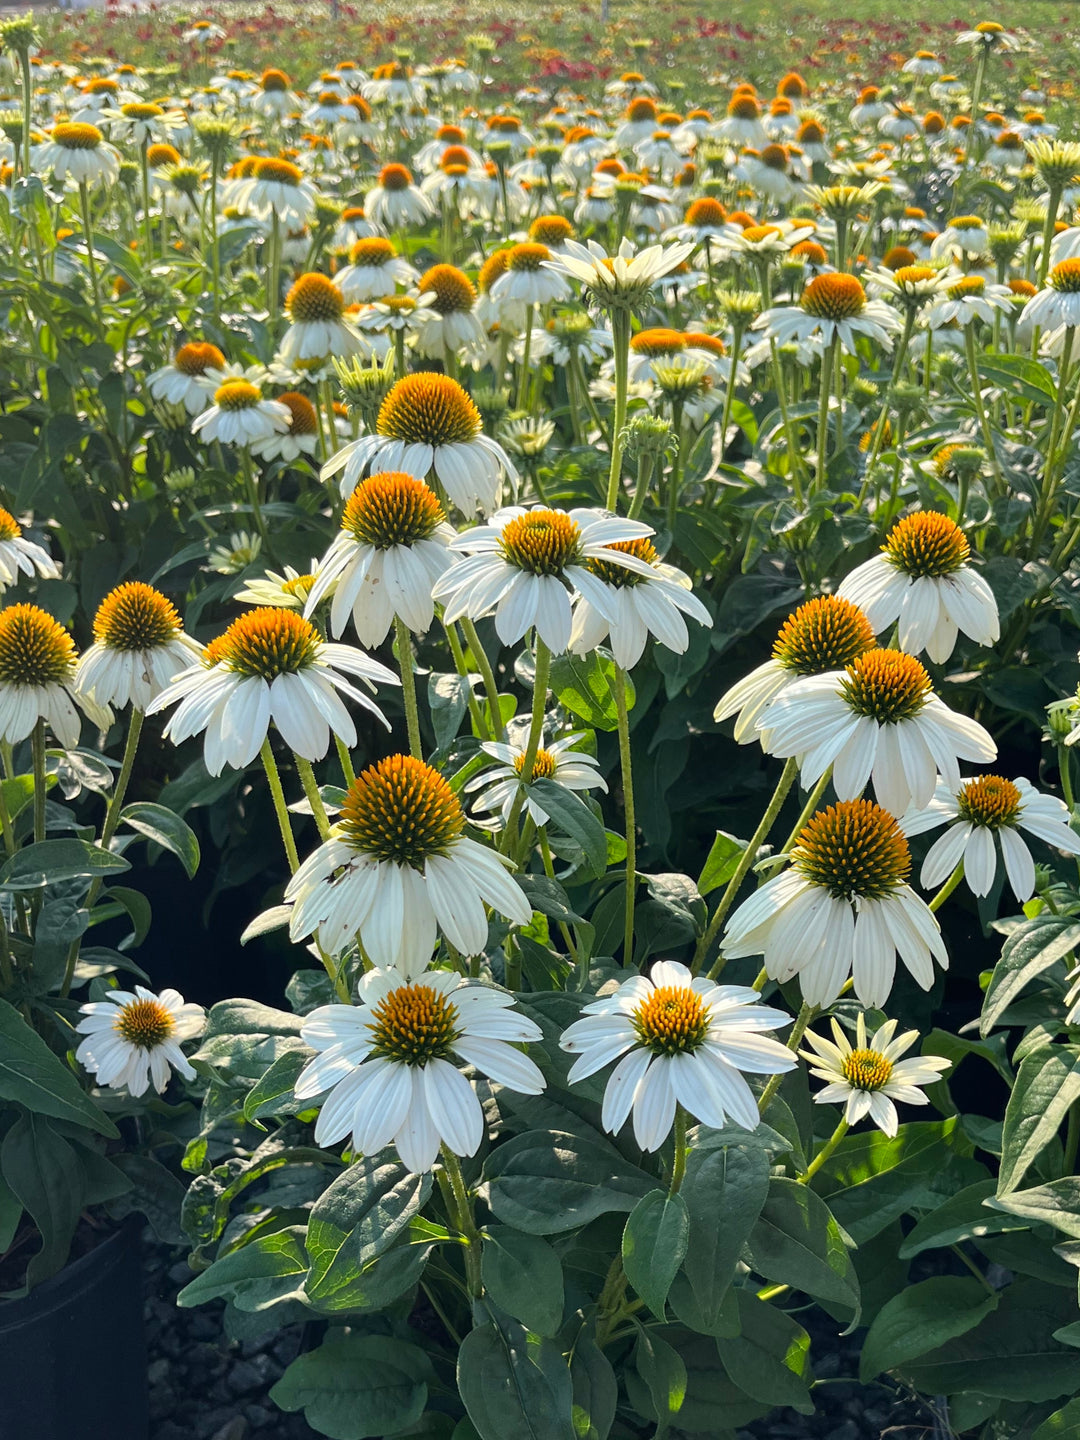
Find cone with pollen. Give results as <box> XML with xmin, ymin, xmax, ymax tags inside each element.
<box><xmin>467</xmin><ymin>729</ymin><xmax>607</xmax><ymax>827</ymax></box>
<box><xmin>76</xmin><ymin>985</ymin><xmax>205</xmax><ymax>1098</ymax></box>
<box><xmin>800</xmin><ymin>1013</ymin><xmax>951</xmax><ymax>1138</ymax></box>
<box><xmin>0</xmin><ymin>603</ymin><xmax>109</xmax><ymax>749</ymax></box>
<box><xmin>76</xmin><ymin>581</ymin><xmax>202</xmax><ymax>711</ymax></box>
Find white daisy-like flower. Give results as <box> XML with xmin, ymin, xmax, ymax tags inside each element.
<box><xmin>146</xmin><ymin>608</ymin><xmax>395</xmax><ymax>775</ymax></box>
<box><xmin>278</xmin><ymin>273</ymin><xmax>362</xmax><ymax>363</ymax></box>
<box><xmin>364</xmin><ymin>162</ymin><xmax>435</xmax><ymax>231</ymax></box>
<box><xmin>249</xmin><ymin>391</ymin><xmax>321</xmax><ymax>463</ymax></box>
<box><xmin>800</xmin><ymin>1013</ymin><xmax>951</xmax><ymax>1138</ymax></box>
<box><xmin>490</xmin><ymin>241</ymin><xmax>572</xmax><ymax>307</ymax></box>
<box><xmin>147</xmin><ymin>341</ymin><xmax>229</xmax><ymax>415</ymax></box>
<box><xmin>305</xmin><ymin>472</ymin><xmax>455</xmax><ymax>647</ymax></box>
<box><xmin>231</xmin><ymin>156</ymin><xmax>317</xmax><ymax>228</ymax></box>
<box><xmin>758</xmin><ymin>646</ymin><xmax>996</xmax><ymax>817</ymax></box>
<box><xmin>714</xmin><ymin>596</ymin><xmax>878</xmax><ymax>745</ymax></box>
<box><xmin>181</xmin><ymin>20</ymin><xmax>227</xmax><ymax>43</ymax></box>
<box><xmin>466</xmin><ymin>729</ymin><xmax>607</xmax><ymax>826</ymax></box>
<box><xmin>544</xmin><ymin>235</ymin><xmax>695</xmax><ymax>311</ymax></box>
<box><xmin>0</xmin><ymin>507</ymin><xmax>60</xmax><ymax>591</ymax></box>
<box><xmin>75</xmin><ymin>582</ymin><xmax>202</xmax><ymax>712</ymax></box>
<box><xmin>956</xmin><ymin>21</ymin><xmax>1021</xmax><ymax>50</ymax></box>
<box><xmin>283</xmin><ymin>753</ymin><xmax>534</xmax><ymax>970</ymax></box>
<box><xmin>754</xmin><ymin>272</ymin><xmax>902</xmax><ymax>353</ymax></box>
<box><xmin>432</xmin><ymin>505</ymin><xmax>654</xmax><ymax>655</ymax></box>
<box><xmin>931</xmin><ymin>217</ymin><xmax>991</xmax><ymax>262</ymax></box>
<box><xmin>559</xmin><ymin>961</ymin><xmax>795</xmax><ymax>1148</ymax></box>
<box><xmin>709</xmin><ymin>94</ymin><xmax>768</xmax><ymax>149</ymax></box>
<box><xmin>0</xmin><ymin>603</ymin><xmax>109</xmax><ymax>749</ymax></box>
<box><xmin>567</xmin><ymin>537</ymin><xmax>712</xmax><ymax>670</ymax></box>
<box><xmin>323</xmin><ymin>372</ymin><xmax>517</xmax><ymax>518</ymax></box>
<box><xmin>1019</xmin><ymin>258</ymin><xmax>1080</xmax><ymax>332</ymax></box>
<box><xmin>838</xmin><ymin>511</ymin><xmax>1000</xmax><ymax>661</ymax></box>
<box><xmin>925</xmin><ymin>273</ymin><xmax>1013</xmax><ymax>327</ymax></box>
<box><xmin>410</xmin><ymin>263</ymin><xmax>487</xmax><ymax>360</ymax></box>
<box><xmin>722</xmin><ymin>797</ymin><xmax>949</xmax><ymax>1008</ymax></box>
<box><xmin>234</xmin><ymin>565</ymin><xmax>319</xmax><ymax>610</ymax></box>
<box><xmin>37</xmin><ymin>120</ymin><xmax>121</xmax><ymax>187</ymax></box>
<box><xmin>901</xmin><ymin>775</ymin><xmax>1080</xmax><ymax>900</ymax></box>
<box><xmin>252</xmin><ymin>68</ymin><xmax>301</xmax><ymax>117</ymax></box>
<box><xmin>902</xmin><ymin>50</ymin><xmax>943</xmax><ymax>76</ymax></box>
<box><xmin>294</xmin><ymin>967</ymin><xmax>544</xmax><ymax>1173</ymax></box>
<box><xmin>333</xmin><ymin>236</ymin><xmax>418</xmax><ymax>302</ymax></box>
<box><xmin>76</xmin><ymin>985</ymin><xmax>205</xmax><ymax>1098</ymax></box>
<box><xmin>191</xmin><ymin>378</ymin><xmax>291</xmax><ymax>448</ymax></box>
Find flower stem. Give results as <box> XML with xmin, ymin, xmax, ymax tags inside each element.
<box><xmin>78</xmin><ymin>180</ymin><xmax>104</xmax><ymax>317</ymax></box>
<box><xmin>613</xmin><ymin>664</ymin><xmax>636</xmax><ymax>965</ymax></box>
<box><xmin>606</xmin><ymin>309</ymin><xmax>631</xmax><ymax>511</ymax></box>
<box><xmin>31</xmin><ymin>719</ymin><xmax>46</xmax><ymax>846</ymax></box>
<box><xmin>800</xmin><ymin>1117</ymin><xmax>849</xmax><ymax>1183</ymax></box>
<box><xmin>335</xmin><ymin>735</ymin><xmax>356</xmax><ymax>788</ymax></box>
<box><xmin>516</xmin><ymin>305</ymin><xmax>534</xmax><ymax>411</ymax></box>
<box><xmin>864</xmin><ymin>310</ymin><xmax>915</xmax><ymax>472</ymax></box>
<box><xmin>239</xmin><ymin>446</ymin><xmax>270</xmax><ymax>547</ymax></box>
<box><xmin>443</xmin><ymin>619</ymin><xmax>490</xmax><ymax>741</ymax></box>
<box><xmin>964</xmin><ymin>323</ymin><xmax>1003</xmax><ymax>492</ymax></box>
<box><xmin>696</xmin><ymin>757</ymin><xmax>799</xmax><ymax>977</ymax></box>
<box><xmin>395</xmin><ymin>615</ymin><xmax>423</xmax><ymax>759</ymax></box>
<box><xmin>928</xmin><ymin>861</ymin><xmax>965</xmax><ymax>912</ymax></box>
<box><xmin>261</xmin><ymin>737</ymin><xmax>299</xmax><ymax>872</ymax></box>
<box><xmin>814</xmin><ymin>336</ymin><xmax>836</xmax><ymax>494</ymax></box>
<box><xmin>460</xmin><ymin>617</ymin><xmax>506</xmax><ymax>741</ymax></box>
<box><xmin>295</xmin><ymin>755</ymin><xmax>331</xmax><ymax>840</ymax></box>
<box><xmin>757</xmin><ymin>1000</ymin><xmax>815</xmax><ymax>1115</ymax></box>
<box><xmin>441</xmin><ymin>1146</ymin><xmax>483</xmax><ymax>1298</ymax></box>
<box><xmin>668</xmin><ymin>1105</ymin><xmax>689</xmax><ymax>1194</ymax></box>
<box><xmin>503</xmin><ymin>637</ymin><xmax>551</xmax><ymax>858</ymax></box>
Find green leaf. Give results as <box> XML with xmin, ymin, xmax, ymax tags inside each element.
<box><xmin>0</xmin><ymin>838</ymin><xmax>130</xmax><ymax>890</ymax></box>
<box><xmin>697</xmin><ymin>831</ymin><xmax>748</xmax><ymax>896</ymax></box>
<box><xmin>305</xmin><ymin>1160</ymin><xmax>431</xmax><ymax>1309</ymax></box>
<box><xmin>981</xmin><ymin>917</ymin><xmax>1080</xmax><ymax>1037</ymax></box>
<box><xmin>484</xmin><ymin>1129</ymin><xmax>653</xmax><ymax>1234</ymax></box>
<box><xmin>621</xmin><ymin>1189</ymin><xmax>689</xmax><ymax>1319</ymax></box>
<box><xmin>987</xmin><ymin>1177</ymin><xmax>1080</xmax><ymax>1239</ymax></box>
<box><xmin>899</xmin><ymin>1279</ymin><xmax>1080</xmax><ymax>1401</ymax></box>
<box><xmin>481</xmin><ymin>1226</ymin><xmax>564</xmax><ymax>1337</ymax></box>
<box><xmin>0</xmin><ymin>1173</ymin><xmax>20</xmax><ymax>1253</ymax></box>
<box><xmin>106</xmin><ymin>1153</ymin><xmax>186</xmax><ymax>1244</ymax></box>
<box><xmin>176</xmin><ymin>1227</ymin><xmax>309</xmax><ymax>1311</ymax></box>
<box><xmin>120</xmin><ymin>801</ymin><xmax>201</xmax><ymax>877</ymax></box>
<box><xmin>271</xmin><ymin>1331</ymin><xmax>432</xmax><ymax>1440</ymax></box>
<box><xmin>717</xmin><ymin>1290</ymin><xmax>814</xmax><ymax>1414</ymax></box>
<box><xmin>681</xmin><ymin>1139</ymin><xmax>769</xmax><ymax>1328</ymax></box>
<box><xmin>457</xmin><ymin>1315</ymin><xmax>576</xmax><ymax>1440</ymax></box>
<box><xmin>999</xmin><ymin>1046</ymin><xmax>1080</xmax><ymax>1195</ymax></box>
<box><xmin>977</xmin><ymin>353</ymin><xmax>1057</xmax><ymax>406</ymax></box>
<box><xmin>1</xmin><ymin>1113</ymin><xmax>84</xmax><ymax>1286</ymax></box>
<box><xmin>568</xmin><ymin>1336</ymin><xmax>617</xmax><ymax>1440</ymax></box>
<box><xmin>748</xmin><ymin>1177</ymin><xmax>859</xmax><ymax>1314</ymax></box>
<box><xmin>0</xmin><ymin>773</ymin><xmax>35</xmax><ymax>824</ymax></box>
<box><xmin>899</xmin><ymin>1180</ymin><xmax>1029</xmax><ymax>1259</ymax></box>
<box><xmin>634</xmin><ymin>1329</ymin><xmax>687</xmax><ymax>1425</ymax></box>
<box><xmin>0</xmin><ymin>997</ymin><xmax>117</xmax><ymax>1137</ymax></box>
<box><xmin>428</xmin><ymin>672</ymin><xmax>471</xmax><ymax>749</ymax></box>
<box><xmin>1034</xmin><ymin>1397</ymin><xmax>1080</xmax><ymax>1437</ymax></box>
<box><xmin>548</xmin><ymin>650</ymin><xmax>630</xmax><ymax>732</ymax></box>
<box><xmin>859</xmin><ymin>1277</ymin><xmax>999</xmax><ymax>1383</ymax></box>
<box><xmin>243</xmin><ymin>1049</ymin><xmax>311</xmax><ymax>1123</ymax></box>
<box><xmin>528</xmin><ymin>781</ymin><xmax>608</xmax><ymax>877</ymax></box>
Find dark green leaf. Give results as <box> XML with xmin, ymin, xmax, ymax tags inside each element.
<box><xmin>120</xmin><ymin>801</ymin><xmax>201</xmax><ymax>877</ymax></box>
<box><xmin>860</xmin><ymin>1277</ymin><xmax>999</xmax><ymax>1383</ymax></box>
<box><xmin>747</xmin><ymin>1177</ymin><xmax>859</xmax><ymax>1313</ymax></box>
<box><xmin>899</xmin><ymin>1180</ymin><xmax>1028</xmax><ymax>1258</ymax></box>
<box><xmin>484</xmin><ymin>1129</ymin><xmax>653</xmax><ymax>1234</ymax></box>
<box><xmin>999</xmin><ymin>1046</ymin><xmax>1080</xmax><ymax>1195</ymax></box>
<box><xmin>271</xmin><ymin>1331</ymin><xmax>432</xmax><ymax>1440</ymax></box>
<box><xmin>0</xmin><ymin>997</ymin><xmax>117</xmax><ymax>1137</ymax></box>
<box><xmin>528</xmin><ymin>781</ymin><xmax>608</xmax><ymax>877</ymax></box>
<box><xmin>681</xmin><ymin>1140</ymin><xmax>769</xmax><ymax>1328</ymax></box>
<box><xmin>305</xmin><ymin>1160</ymin><xmax>431</xmax><ymax>1308</ymax></box>
<box><xmin>0</xmin><ymin>838</ymin><xmax>130</xmax><ymax>890</ymax></box>
<box><xmin>177</xmin><ymin>1227</ymin><xmax>309</xmax><ymax>1311</ymax></box>
<box><xmin>568</xmin><ymin>1335</ymin><xmax>617</xmax><ymax>1440</ymax></box>
<box><xmin>481</xmin><ymin>1226</ymin><xmax>564</xmax><ymax>1336</ymax></box>
<box><xmin>457</xmin><ymin>1315</ymin><xmax>576</xmax><ymax>1440</ymax></box>
<box><xmin>548</xmin><ymin>651</ymin><xmax>629</xmax><ymax>731</ymax></box>
<box><xmin>981</xmin><ymin>918</ymin><xmax>1080</xmax><ymax>1037</ymax></box>
<box><xmin>717</xmin><ymin>1290</ymin><xmax>814</xmax><ymax>1414</ymax></box>
<box><xmin>1</xmin><ymin>1113</ymin><xmax>84</xmax><ymax>1286</ymax></box>
<box><xmin>621</xmin><ymin>1188</ymin><xmax>688</xmax><ymax>1319</ymax></box>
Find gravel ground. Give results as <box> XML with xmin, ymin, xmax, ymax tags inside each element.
<box><xmin>144</xmin><ymin>1236</ymin><xmax>938</xmax><ymax>1440</ymax></box>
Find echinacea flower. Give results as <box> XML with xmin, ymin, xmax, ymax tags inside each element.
<box><xmin>1020</xmin><ymin>258</ymin><xmax>1080</xmax><ymax>332</ymax></box>
<box><xmin>0</xmin><ymin>506</ymin><xmax>60</xmax><ymax>591</ymax></box>
<box><xmin>283</xmin><ymin>753</ymin><xmax>533</xmax><ymax>968</ymax></box>
<box><xmin>432</xmin><ymin>505</ymin><xmax>654</xmax><ymax>654</ymax></box>
<box><xmin>800</xmin><ymin>1013</ymin><xmax>950</xmax><ymax>1138</ymax></box>
<box><xmin>191</xmin><ymin>379</ymin><xmax>291</xmax><ymax>448</ymax></box>
<box><xmin>544</xmin><ymin>236</ymin><xmax>695</xmax><ymax>311</ymax></box>
<box><xmin>838</xmin><ymin>511</ymin><xmax>1000</xmax><ymax>661</ymax></box>
<box><xmin>147</xmin><ymin>608</ymin><xmax>395</xmax><ymax>774</ymax></box>
<box><xmin>364</xmin><ymin>162</ymin><xmax>434</xmax><ymax>230</ymax></box>
<box><xmin>490</xmin><ymin>242</ymin><xmax>571</xmax><ymax>306</ymax></box>
<box><xmin>411</xmin><ymin>263</ymin><xmax>486</xmax><ymax>360</ymax></box>
<box><xmin>926</xmin><ymin>275</ymin><xmax>1012</xmax><ymax>327</ymax></box>
<box><xmin>333</xmin><ymin>236</ymin><xmax>418</xmax><ymax>302</ymax></box>
<box><xmin>466</xmin><ymin>730</ymin><xmax>607</xmax><ymax>826</ymax></box>
<box><xmin>250</xmin><ymin>391</ymin><xmax>321</xmax><ymax>463</ymax></box>
<box><xmin>294</xmin><ymin>967</ymin><xmax>544</xmax><ymax>1172</ymax></box>
<box><xmin>956</xmin><ymin>20</ymin><xmax>1021</xmax><ymax>51</ymax></box>
<box><xmin>147</xmin><ymin>341</ymin><xmax>228</xmax><ymax>415</ymax></box>
<box><xmin>559</xmin><ymin>961</ymin><xmax>795</xmax><ymax>1147</ymax></box>
<box><xmin>279</xmin><ymin>273</ymin><xmax>362</xmax><ymax>363</ymax></box>
<box><xmin>76</xmin><ymin>985</ymin><xmax>205</xmax><ymax>1097</ymax></box>
<box><xmin>323</xmin><ymin>372</ymin><xmax>517</xmax><ymax>517</ymax></box>
<box><xmin>234</xmin><ymin>565</ymin><xmax>318</xmax><ymax>610</ymax></box>
<box><xmin>231</xmin><ymin>156</ymin><xmax>317</xmax><ymax>227</ymax></box>
<box><xmin>75</xmin><ymin>582</ymin><xmax>202</xmax><ymax>711</ymax></box>
<box><xmin>722</xmin><ymin>798</ymin><xmax>948</xmax><ymax>1007</ymax></box>
<box><xmin>37</xmin><ymin>121</ymin><xmax>121</xmax><ymax>187</ymax></box>
<box><xmin>754</xmin><ymin>273</ymin><xmax>902</xmax><ymax>353</ymax></box>
<box><xmin>305</xmin><ymin>472</ymin><xmax>455</xmax><ymax>647</ymax></box>
<box><xmin>902</xmin><ymin>775</ymin><xmax>1080</xmax><ymax>899</ymax></box>
<box><xmin>0</xmin><ymin>603</ymin><xmax>108</xmax><ymax>748</ymax></box>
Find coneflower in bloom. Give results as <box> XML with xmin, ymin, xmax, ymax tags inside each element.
<box><xmin>278</xmin><ymin>273</ymin><xmax>361</xmax><ymax>363</ymax></box>
<box><xmin>0</xmin><ymin>507</ymin><xmax>60</xmax><ymax>592</ymax></box>
<box><xmin>75</xmin><ymin>582</ymin><xmax>202</xmax><ymax>711</ymax></box>
<box><xmin>333</xmin><ymin>236</ymin><xmax>417</xmax><ymax>302</ymax></box>
<box><xmin>364</xmin><ymin>162</ymin><xmax>434</xmax><ymax>230</ymax></box>
<box><xmin>0</xmin><ymin>603</ymin><xmax>109</xmax><ymax>748</ymax></box>
<box><xmin>37</xmin><ymin>121</ymin><xmax>121</xmax><ymax>187</ymax></box>
<box><xmin>76</xmin><ymin>985</ymin><xmax>205</xmax><ymax>1098</ymax></box>
<box><xmin>147</xmin><ymin>341</ymin><xmax>228</xmax><ymax>415</ymax></box>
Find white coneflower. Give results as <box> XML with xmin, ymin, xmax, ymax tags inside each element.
<box><xmin>754</xmin><ymin>273</ymin><xmax>902</xmax><ymax>353</ymax></box>
<box><xmin>323</xmin><ymin>372</ymin><xmax>517</xmax><ymax>517</ymax></box>
<box><xmin>723</xmin><ymin>798</ymin><xmax>948</xmax><ymax>1008</ymax></box>
<box><xmin>544</xmin><ymin>236</ymin><xmax>695</xmax><ymax>311</ymax></box>
<box><xmin>490</xmin><ymin>242</ymin><xmax>571</xmax><ymax>306</ymax></box>
<box><xmin>925</xmin><ymin>274</ymin><xmax>1013</xmax><ymax>327</ymax></box>
<box><xmin>838</xmin><ymin>511</ymin><xmax>1000</xmax><ymax>661</ymax></box>
<box><xmin>466</xmin><ymin>729</ymin><xmax>607</xmax><ymax>826</ymax></box>
<box><xmin>75</xmin><ymin>582</ymin><xmax>202</xmax><ymax>712</ymax></box>
<box><xmin>76</xmin><ymin>986</ymin><xmax>205</xmax><ymax>1098</ymax></box>
<box><xmin>930</xmin><ymin>216</ymin><xmax>991</xmax><ymax>262</ymax></box>
<box><xmin>432</xmin><ymin>505</ymin><xmax>654</xmax><ymax>655</ymax></box>
<box><xmin>209</xmin><ymin>530</ymin><xmax>262</xmax><ymax>576</ymax></box>
<box><xmin>231</xmin><ymin>156</ymin><xmax>317</xmax><ymax>228</ymax></box>
<box><xmin>294</xmin><ymin>967</ymin><xmax>544</xmax><ymax>1173</ymax></box>
<box><xmin>364</xmin><ymin>162</ymin><xmax>434</xmax><ymax>230</ymax></box>
<box><xmin>710</xmin><ymin>92</ymin><xmax>768</xmax><ymax>148</ymax></box>
<box><xmin>279</xmin><ymin>273</ymin><xmax>362</xmax><ymax>363</ymax></box>
<box><xmin>758</xmin><ymin>647</ymin><xmax>996</xmax><ymax>817</ymax></box>
<box><xmin>956</xmin><ymin>21</ymin><xmax>1021</xmax><ymax>51</ymax></box>
<box><xmin>191</xmin><ymin>378</ymin><xmax>291</xmax><ymax>448</ymax></box>
<box><xmin>1020</xmin><ymin>258</ymin><xmax>1080</xmax><ymax>332</ymax></box>
<box><xmin>234</xmin><ymin>565</ymin><xmax>318</xmax><ymax>610</ymax></box>
<box><xmin>305</xmin><ymin>471</ymin><xmax>455</xmax><ymax>647</ymax></box>
<box><xmin>37</xmin><ymin>121</ymin><xmax>121</xmax><ymax>187</ymax></box>
<box><xmin>147</xmin><ymin>340</ymin><xmax>228</xmax><ymax>415</ymax></box>
<box><xmin>0</xmin><ymin>507</ymin><xmax>60</xmax><ymax>592</ymax></box>
<box><xmin>101</xmin><ymin>100</ymin><xmax>186</xmax><ymax>146</ymax></box>
<box><xmin>800</xmin><ymin>1014</ymin><xmax>950</xmax><ymax>1138</ymax></box>
<box><xmin>902</xmin><ymin>775</ymin><xmax>1080</xmax><ymax>900</ymax></box>
<box><xmin>250</xmin><ymin>391</ymin><xmax>321</xmax><ymax>463</ymax></box>
<box><xmin>181</xmin><ymin>20</ymin><xmax>226</xmax><ymax>43</ymax></box>
<box><xmin>559</xmin><ymin>962</ymin><xmax>795</xmax><ymax>1147</ymax></box>
<box><xmin>0</xmin><ymin>603</ymin><xmax>109</xmax><ymax>747</ymax></box>
<box><xmin>146</xmin><ymin>608</ymin><xmax>395</xmax><ymax>774</ymax></box>
<box><xmin>284</xmin><ymin>753</ymin><xmax>533</xmax><ymax>968</ymax></box>
<box><xmin>253</xmin><ymin>67</ymin><xmax>301</xmax><ymax>118</ymax></box>
<box><xmin>333</xmin><ymin>236</ymin><xmax>417</xmax><ymax>302</ymax></box>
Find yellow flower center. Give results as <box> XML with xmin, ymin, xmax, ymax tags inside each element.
<box><xmin>627</xmin><ymin>97</ymin><xmax>658</xmax><ymax>123</ymax></box>
<box><xmin>114</xmin><ymin>997</ymin><xmax>175</xmax><ymax>1050</ymax></box>
<box><xmin>514</xmin><ymin>747</ymin><xmax>557</xmax><ymax>779</ymax></box>
<box><xmin>760</xmin><ymin>143</ymin><xmax>788</xmax><ymax>171</ymax></box>
<box><xmin>949</xmin><ymin>215</ymin><xmax>984</xmax><ymax>230</ymax></box>
<box><xmin>278</xmin><ymin>392</ymin><xmax>319</xmax><ymax>435</ymax></box>
<box><xmin>794</xmin><ymin>798</ymin><xmax>911</xmax><ymax>900</ymax></box>
<box><xmin>499</xmin><ymin>509</ymin><xmax>582</xmax><ymax>576</ymax></box>
<box><xmin>348</xmin><ymin>236</ymin><xmax>396</xmax><ymax>267</ymax></box>
<box><xmin>841</xmin><ymin>648</ymin><xmax>932</xmax><ymax>724</ymax></box>
<box><xmin>52</xmin><ymin>122</ymin><xmax>103</xmax><ymax>150</ymax></box>
<box><xmin>377</xmin><ymin>373</ymin><xmax>481</xmax><ymax>447</ymax></box>
<box><xmin>1051</xmin><ymin>258</ymin><xmax>1080</xmax><ymax>294</ymax></box>
<box><xmin>317</xmin><ymin>91</ymin><xmax>342</xmax><ymax>107</ymax></box>
<box><xmin>772</xmin><ymin>596</ymin><xmax>877</xmax><ymax>674</ymax></box>
<box><xmin>0</xmin><ymin>604</ymin><xmax>76</xmax><ymax>686</ymax></box>
<box><xmin>213</xmin><ymin>379</ymin><xmax>263</xmax><ymax>411</ymax></box>
<box><xmin>282</xmin><ymin>574</ymin><xmax>316</xmax><ymax>598</ymax></box>
<box><xmin>801</xmin><ymin>272</ymin><xmax>866</xmax><ymax>320</ymax></box>
<box><xmin>261</xmin><ymin>69</ymin><xmax>290</xmax><ymax>92</ymax></box>
<box><xmin>741</xmin><ymin>224</ymin><xmax>782</xmax><ymax>243</ymax></box>
<box><xmin>947</xmin><ymin>276</ymin><xmax>986</xmax><ymax>301</ymax></box>
<box><xmin>378</xmin><ymin>162</ymin><xmax>413</xmax><ymax>192</ymax></box>
<box><xmin>884</xmin><ymin>510</ymin><xmax>969</xmax><ymax>577</ymax></box>
<box><xmin>841</xmin><ymin>1047</ymin><xmax>893</xmax><ymax>1090</ymax></box>
<box><xmin>367</xmin><ymin>983</ymin><xmax>460</xmax><ymax>1065</ymax></box>
<box><xmin>94</xmin><ymin>582</ymin><xmax>181</xmax><ymax>651</ymax></box>
<box><xmin>956</xmin><ymin>774</ymin><xmax>1022</xmax><ymax>829</ymax></box>
<box><xmin>529</xmin><ymin>214</ymin><xmax>573</xmax><ymax>246</ymax></box>
<box><xmin>0</xmin><ymin>507</ymin><xmax>21</xmax><ymax>542</ymax></box>
<box><xmin>975</xmin><ymin>21</ymin><xmax>1004</xmax><ymax>33</ymax></box>
<box><xmin>121</xmin><ymin>102</ymin><xmax>163</xmax><ymax>120</ymax></box>
<box><xmin>507</xmin><ymin>242</ymin><xmax>550</xmax><ymax>273</ymax></box>
<box><xmin>728</xmin><ymin>95</ymin><xmax>761</xmax><ymax>120</ymax></box>
<box><xmin>174</xmin><ymin>341</ymin><xmax>225</xmax><ymax>376</ymax></box>
<box><xmin>632</xmin><ymin>984</ymin><xmax>710</xmax><ymax>1056</ymax></box>
<box><xmin>253</xmin><ymin>156</ymin><xmax>302</xmax><ymax>186</ymax></box>
<box><xmin>685</xmin><ymin>197</ymin><xmax>727</xmax><ymax>227</ymax></box>
<box><xmin>342</xmin><ymin>472</ymin><xmax>445</xmax><ymax>548</ymax></box>
<box><xmin>206</xmin><ymin>608</ymin><xmax>320</xmax><ymax>678</ymax></box>
<box><xmin>339</xmin><ymin>754</ymin><xmax>464</xmax><ymax>866</ymax></box>
<box><xmin>586</xmin><ymin>535</ymin><xmax>658</xmax><ymax>589</ymax></box>
<box><xmin>892</xmin><ymin>264</ymin><xmax>937</xmax><ymax>288</ymax></box>
<box><xmin>286</xmin><ymin>273</ymin><xmax>345</xmax><ymax>323</ymax></box>
<box><xmin>418</xmin><ymin>263</ymin><xmax>476</xmax><ymax>314</ymax></box>
<box><xmin>630</xmin><ymin>328</ymin><xmax>685</xmax><ymax>357</ymax></box>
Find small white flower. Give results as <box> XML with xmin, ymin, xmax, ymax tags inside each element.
<box><xmin>800</xmin><ymin>1013</ymin><xmax>951</xmax><ymax>1138</ymax></box>
<box><xmin>466</xmin><ymin>730</ymin><xmax>607</xmax><ymax>826</ymax></box>
<box><xmin>191</xmin><ymin>378</ymin><xmax>291</xmax><ymax>448</ymax></box>
<box><xmin>568</xmin><ymin>539</ymin><xmax>712</xmax><ymax>670</ymax></box>
<box><xmin>0</xmin><ymin>508</ymin><xmax>59</xmax><ymax>592</ymax></box>
<box><xmin>76</xmin><ymin>986</ymin><xmax>205</xmax><ymax>1098</ymax></box>
<box><xmin>0</xmin><ymin>603</ymin><xmax>109</xmax><ymax>749</ymax></box>
<box><xmin>559</xmin><ymin>961</ymin><xmax>795</xmax><ymax>1148</ymax></box>
<box><xmin>544</xmin><ymin>236</ymin><xmax>696</xmax><ymax>310</ymax></box>
<box><xmin>75</xmin><ymin>581</ymin><xmax>202</xmax><ymax>712</ymax></box>
<box><xmin>754</xmin><ymin>272</ymin><xmax>902</xmax><ymax>354</ymax></box>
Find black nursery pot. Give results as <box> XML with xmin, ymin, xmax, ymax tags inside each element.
<box><xmin>0</xmin><ymin>1218</ymin><xmax>147</xmax><ymax>1440</ymax></box>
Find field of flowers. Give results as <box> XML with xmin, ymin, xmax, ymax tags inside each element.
<box><xmin>8</xmin><ymin>5</ymin><xmax>1080</xmax><ymax>1438</ymax></box>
